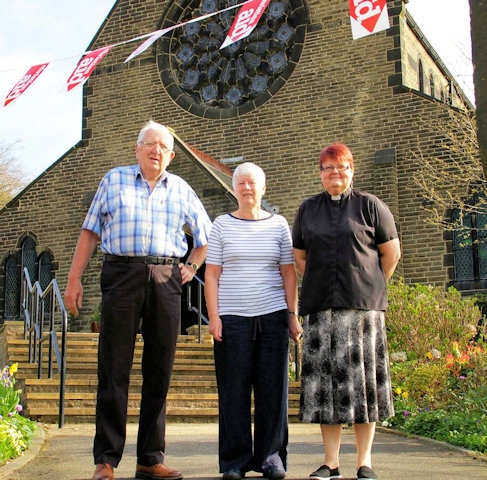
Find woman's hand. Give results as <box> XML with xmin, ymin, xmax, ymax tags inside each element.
<box><xmin>209</xmin><ymin>316</ymin><xmax>223</xmax><ymax>342</ymax></box>
<box><xmin>289</xmin><ymin>313</ymin><xmax>303</xmax><ymax>343</ymax></box>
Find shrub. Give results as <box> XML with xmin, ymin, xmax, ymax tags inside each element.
<box><xmin>386</xmin><ymin>280</ymin><xmax>480</xmax><ymax>358</ymax></box>
<box><xmin>0</xmin><ymin>364</ymin><xmax>37</xmax><ymax>466</ymax></box>
<box><xmin>444</xmin><ymin>343</ymin><xmax>487</xmax><ymax>415</ymax></box>
<box><xmin>0</xmin><ymin>414</ymin><xmax>37</xmax><ymax>465</ymax></box>
<box><xmin>403</xmin><ymin>362</ymin><xmax>449</xmax><ymax>409</ymax></box>
<box><xmin>402</xmin><ymin>409</ymin><xmax>487</xmax><ymax>454</ymax></box>
<box><xmin>387</xmin><ymin>340</ymin><xmax>487</xmax><ymax>453</ymax></box>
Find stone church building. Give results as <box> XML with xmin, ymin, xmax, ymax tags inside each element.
<box><xmin>0</xmin><ymin>0</ymin><xmax>481</xmax><ymax>332</ymax></box>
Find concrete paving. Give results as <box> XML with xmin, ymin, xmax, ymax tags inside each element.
<box><xmin>1</xmin><ymin>423</ymin><xmax>486</xmax><ymax>480</ymax></box>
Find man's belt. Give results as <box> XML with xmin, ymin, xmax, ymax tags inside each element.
<box><xmin>103</xmin><ymin>254</ymin><xmax>180</xmax><ymax>265</ymax></box>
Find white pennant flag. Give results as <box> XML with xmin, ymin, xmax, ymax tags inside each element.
<box><xmin>349</xmin><ymin>0</ymin><xmax>390</xmax><ymax>40</ymax></box>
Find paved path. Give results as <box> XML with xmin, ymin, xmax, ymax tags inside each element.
<box><xmin>1</xmin><ymin>423</ymin><xmax>486</xmax><ymax>480</ymax></box>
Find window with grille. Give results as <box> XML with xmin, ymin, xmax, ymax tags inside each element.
<box><xmin>39</xmin><ymin>252</ymin><xmax>53</xmax><ymax>316</ymax></box>
<box><xmin>452</xmin><ymin>192</ymin><xmax>487</xmax><ymax>284</ymax></box>
<box><xmin>3</xmin><ymin>235</ymin><xmax>54</xmax><ymax>319</ymax></box>
<box><xmin>4</xmin><ymin>255</ymin><xmax>20</xmax><ymax>319</ymax></box>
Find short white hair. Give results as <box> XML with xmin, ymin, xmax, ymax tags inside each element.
<box><xmin>232</xmin><ymin>162</ymin><xmax>266</xmax><ymax>189</ymax></box>
<box><xmin>137</xmin><ymin>120</ymin><xmax>174</xmax><ymax>150</ymax></box>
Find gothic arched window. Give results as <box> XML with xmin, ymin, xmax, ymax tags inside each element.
<box><xmin>2</xmin><ymin>234</ymin><xmax>55</xmax><ymax>320</ymax></box>
<box><xmin>39</xmin><ymin>252</ymin><xmax>54</xmax><ymax>316</ymax></box>
<box><xmin>452</xmin><ymin>191</ymin><xmax>487</xmax><ymax>289</ymax></box>
<box><xmin>4</xmin><ymin>255</ymin><xmax>20</xmax><ymax>319</ymax></box>
<box><xmin>429</xmin><ymin>74</ymin><xmax>435</xmax><ymax>98</ymax></box>
<box><xmin>418</xmin><ymin>59</ymin><xmax>424</xmax><ymax>92</ymax></box>
<box><xmin>21</xmin><ymin>237</ymin><xmax>37</xmax><ymax>281</ymax></box>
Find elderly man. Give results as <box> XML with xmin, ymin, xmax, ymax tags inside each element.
<box><xmin>64</xmin><ymin>120</ymin><xmax>212</xmax><ymax>480</ymax></box>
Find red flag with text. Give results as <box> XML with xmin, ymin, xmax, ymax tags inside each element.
<box><xmin>4</xmin><ymin>63</ymin><xmax>49</xmax><ymax>107</ymax></box>
<box><xmin>349</xmin><ymin>0</ymin><xmax>390</xmax><ymax>40</ymax></box>
<box><xmin>66</xmin><ymin>46</ymin><xmax>113</xmax><ymax>91</ymax></box>
<box><xmin>220</xmin><ymin>0</ymin><xmax>270</xmax><ymax>49</ymax></box>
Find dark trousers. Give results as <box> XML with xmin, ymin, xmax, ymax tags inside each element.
<box><xmin>214</xmin><ymin>310</ymin><xmax>289</xmax><ymax>474</ymax></box>
<box><xmin>94</xmin><ymin>262</ymin><xmax>182</xmax><ymax>467</ymax></box>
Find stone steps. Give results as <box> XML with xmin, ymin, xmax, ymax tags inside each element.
<box><xmin>2</xmin><ymin>322</ymin><xmax>302</xmax><ymax>424</ymax></box>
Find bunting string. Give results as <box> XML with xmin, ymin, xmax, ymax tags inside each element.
<box><xmin>2</xmin><ymin>0</ymin><xmax>389</xmax><ymax>107</ymax></box>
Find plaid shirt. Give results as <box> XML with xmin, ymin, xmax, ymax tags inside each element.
<box><xmin>82</xmin><ymin>165</ymin><xmax>212</xmax><ymax>257</ymax></box>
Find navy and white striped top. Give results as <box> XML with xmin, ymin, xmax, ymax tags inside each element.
<box><xmin>206</xmin><ymin>213</ymin><xmax>294</xmax><ymax>317</ymax></box>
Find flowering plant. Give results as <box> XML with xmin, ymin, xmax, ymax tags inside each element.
<box><xmin>387</xmin><ymin>341</ymin><xmax>487</xmax><ymax>453</ymax></box>
<box><xmin>0</xmin><ymin>363</ymin><xmax>36</xmax><ymax>465</ymax></box>
<box><xmin>0</xmin><ymin>363</ymin><xmax>22</xmax><ymax>419</ymax></box>
<box><xmin>445</xmin><ymin>341</ymin><xmax>484</xmax><ymax>378</ymax></box>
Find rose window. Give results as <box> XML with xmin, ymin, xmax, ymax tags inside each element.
<box><xmin>157</xmin><ymin>0</ymin><xmax>308</xmax><ymax>118</ymax></box>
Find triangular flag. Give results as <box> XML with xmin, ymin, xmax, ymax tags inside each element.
<box><xmin>349</xmin><ymin>0</ymin><xmax>390</xmax><ymax>40</ymax></box>
<box><xmin>66</xmin><ymin>46</ymin><xmax>113</xmax><ymax>92</ymax></box>
<box><xmin>220</xmin><ymin>0</ymin><xmax>271</xmax><ymax>50</ymax></box>
<box><xmin>125</xmin><ymin>29</ymin><xmax>171</xmax><ymax>63</ymax></box>
<box><xmin>4</xmin><ymin>63</ymin><xmax>49</xmax><ymax>107</ymax></box>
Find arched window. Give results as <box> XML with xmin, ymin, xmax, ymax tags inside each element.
<box><xmin>418</xmin><ymin>59</ymin><xmax>424</xmax><ymax>92</ymax></box>
<box><xmin>429</xmin><ymin>74</ymin><xmax>435</xmax><ymax>98</ymax></box>
<box><xmin>21</xmin><ymin>237</ymin><xmax>37</xmax><ymax>281</ymax></box>
<box><xmin>39</xmin><ymin>252</ymin><xmax>53</xmax><ymax>316</ymax></box>
<box><xmin>452</xmin><ymin>191</ymin><xmax>487</xmax><ymax>288</ymax></box>
<box><xmin>2</xmin><ymin>234</ymin><xmax>55</xmax><ymax>320</ymax></box>
<box><xmin>4</xmin><ymin>255</ymin><xmax>20</xmax><ymax>319</ymax></box>
<box><xmin>38</xmin><ymin>253</ymin><xmax>53</xmax><ymax>290</ymax></box>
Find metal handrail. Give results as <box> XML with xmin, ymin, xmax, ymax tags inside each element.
<box><xmin>22</xmin><ymin>267</ymin><xmax>67</xmax><ymax>428</ymax></box>
<box><xmin>186</xmin><ymin>274</ymin><xmax>208</xmax><ymax>343</ymax></box>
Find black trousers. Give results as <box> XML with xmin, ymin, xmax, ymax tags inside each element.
<box><xmin>214</xmin><ymin>310</ymin><xmax>289</xmax><ymax>474</ymax></box>
<box><xmin>93</xmin><ymin>261</ymin><xmax>182</xmax><ymax>467</ymax></box>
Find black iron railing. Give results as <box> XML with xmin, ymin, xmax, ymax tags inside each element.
<box><xmin>186</xmin><ymin>274</ymin><xmax>208</xmax><ymax>343</ymax></box>
<box><xmin>22</xmin><ymin>267</ymin><xmax>67</xmax><ymax>428</ymax></box>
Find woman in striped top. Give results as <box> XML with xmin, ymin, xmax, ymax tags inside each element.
<box><xmin>205</xmin><ymin>162</ymin><xmax>302</xmax><ymax>480</ymax></box>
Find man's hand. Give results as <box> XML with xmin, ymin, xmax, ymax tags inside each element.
<box><xmin>179</xmin><ymin>263</ymin><xmax>197</xmax><ymax>284</ymax></box>
<box><xmin>64</xmin><ymin>279</ymin><xmax>83</xmax><ymax>317</ymax></box>
<box><xmin>63</xmin><ymin>229</ymin><xmax>99</xmax><ymax>317</ymax></box>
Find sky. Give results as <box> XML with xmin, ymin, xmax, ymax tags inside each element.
<box><xmin>0</xmin><ymin>0</ymin><xmax>474</xmax><ymax>183</ymax></box>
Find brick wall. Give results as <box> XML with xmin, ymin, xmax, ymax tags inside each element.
<box><xmin>0</xmin><ymin>0</ymin><xmax>477</xmax><ymax>328</ymax></box>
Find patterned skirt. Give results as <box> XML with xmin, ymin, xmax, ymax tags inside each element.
<box><xmin>299</xmin><ymin>308</ymin><xmax>394</xmax><ymax>424</ymax></box>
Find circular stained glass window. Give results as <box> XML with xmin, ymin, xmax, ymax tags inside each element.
<box><xmin>157</xmin><ymin>0</ymin><xmax>308</xmax><ymax>119</ymax></box>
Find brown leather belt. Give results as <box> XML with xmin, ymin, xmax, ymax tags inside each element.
<box><xmin>103</xmin><ymin>254</ymin><xmax>180</xmax><ymax>265</ymax></box>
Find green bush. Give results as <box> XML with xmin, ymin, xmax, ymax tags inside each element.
<box><xmin>386</xmin><ymin>282</ymin><xmax>487</xmax><ymax>454</ymax></box>
<box><xmin>403</xmin><ymin>363</ymin><xmax>449</xmax><ymax>409</ymax></box>
<box><xmin>0</xmin><ymin>414</ymin><xmax>37</xmax><ymax>465</ymax></box>
<box><xmin>402</xmin><ymin>409</ymin><xmax>487</xmax><ymax>454</ymax></box>
<box><xmin>386</xmin><ymin>280</ymin><xmax>480</xmax><ymax>358</ymax></box>
<box><xmin>388</xmin><ymin>338</ymin><xmax>487</xmax><ymax>453</ymax></box>
<box><xmin>444</xmin><ymin>343</ymin><xmax>487</xmax><ymax>415</ymax></box>
<box><xmin>0</xmin><ymin>363</ymin><xmax>37</xmax><ymax>466</ymax></box>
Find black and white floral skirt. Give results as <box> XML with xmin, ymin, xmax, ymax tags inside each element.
<box><xmin>299</xmin><ymin>308</ymin><xmax>394</xmax><ymax>424</ymax></box>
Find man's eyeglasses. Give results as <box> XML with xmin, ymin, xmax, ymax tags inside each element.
<box><xmin>320</xmin><ymin>165</ymin><xmax>350</xmax><ymax>173</ymax></box>
<box><xmin>139</xmin><ymin>142</ymin><xmax>171</xmax><ymax>153</ymax></box>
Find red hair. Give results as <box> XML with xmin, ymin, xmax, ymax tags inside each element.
<box><xmin>319</xmin><ymin>143</ymin><xmax>354</xmax><ymax>170</ymax></box>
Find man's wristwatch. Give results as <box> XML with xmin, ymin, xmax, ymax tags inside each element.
<box><xmin>187</xmin><ymin>262</ymin><xmax>199</xmax><ymax>272</ymax></box>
